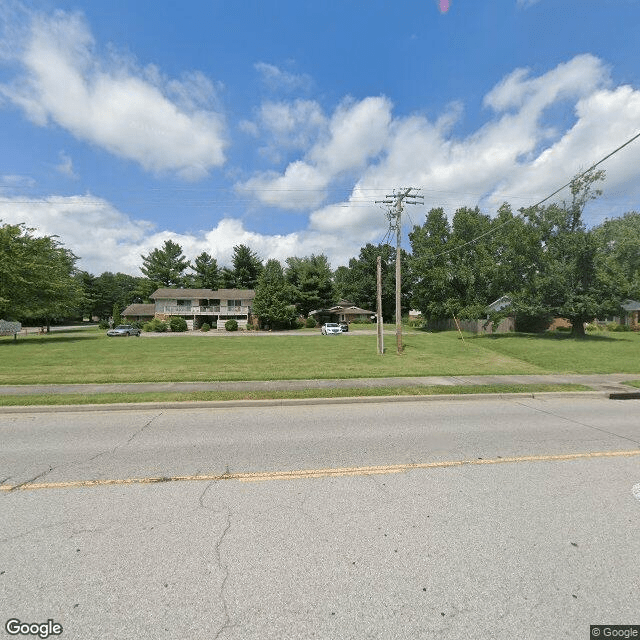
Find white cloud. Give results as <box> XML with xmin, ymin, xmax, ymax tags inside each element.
<box><xmin>484</xmin><ymin>55</ymin><xmax>608</xmax><ymax>112</ymax></box>
<box><xmin>237</xmin><ymin>96</ymin><xmax>392</xmax><ymax>209</ymax></box>
<box><xmin>0</xmin><ymin>194</ymin><xmax>360</xmax><ymax>275</ymax></box>
<box><xmin>0</xmin><ymin>9</ymin><xmax>227</xmax><ymax>179</ymax></box>
<box><xmin>2</xmin><ymin>55</ymin><xmax>640</xmax><ymax>278</ymax></box>
<box><xmin>240</xmin><ymin>53</ymin><xmax>637</xmax><ymax>247</ymax></box>
<box><xmin>254</xmin><ymin>62</ymin><xmax>312</xmax><ymax>92</ymax></box>
<box><xmin>56</xmin><ymin>151</ymin><xmax>77</xmax><ymax>179</ymax></box>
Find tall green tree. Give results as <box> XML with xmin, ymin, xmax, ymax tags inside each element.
<box><xmin>0</xmin><ymin>222</ymin><xmax>84</xmax><ymax>328</ymax></box>
<box><xmin>191</xmin><ymin>251</ymin><xmax>220</xmax><ymax>289</ymax></box>
<box><xmin>252</xmin><ymin>259</ymin><xmax>297</xmax><ymax>329</ymax></box>
<box><xmin>88</xmin><ymin>271</ymin><xmax>144</xmax><ymax>319</ymax></box>
<box><xmin>519</xmin><ymin>169</ymin><xmax>620</xmax><ymax>337</ymax></box>
<box><xmin>334</xmin><ymin>243</ymin><xmax>411</xmax><ymax>322</ymax></box>
<box><xmin>140</xmin><ymin>240</ymin><xmax>190</xmax><ymax>288</ymax></box>
<box><xmin>591</xmin><ymin>211</ymin><xmax>640</xmax><ymax>301</ymax></box>
<box><xmin>410</xmin><ymin>205</ymin><xmax>540</xmax><ymax>322</ymax></box>
<box><xmin>231</xmin><ymin>244</ymin><xmax>263</xmax><ymax>289</ymax></box>
<box><xmin>286</xmin><ymin>254</ymin><xmax>334</xmax><ymax>316</ymax></box>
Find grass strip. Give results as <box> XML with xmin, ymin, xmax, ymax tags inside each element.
<box><xmin>0</xmin><ymin>384</ymin><xmax>591</xmax><ymax>407</ymax></box>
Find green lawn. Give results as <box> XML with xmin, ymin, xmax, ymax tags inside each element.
<box><xmin>1</xmin><ymin>327</ymin><xmax>639</xmax><ymax>385</ymax></box>
<box><xmin>0</xmin><ymin>384</ymin><xmax>590</xmax><ymax>407</ymax></box>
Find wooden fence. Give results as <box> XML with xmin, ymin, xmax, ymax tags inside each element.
<box><xmin>426</xmin><ymin>317</ymin><xmax>515</xmax><ymax>334</ymax></box>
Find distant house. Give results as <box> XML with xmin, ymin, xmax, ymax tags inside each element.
<box><xmin>149</xmin><ymin>288</ymin><xmax>255</xmax><ymax>330</ymax></box>
<box><xmin>310</xmin><ymin>300</ymin><xmax>375</xmax><ymax>325</ymax></box>
<box><xmin>122</xmin><ymin>304</ymin><xmax>155</xmax><ymax>323</ymax></box>
<box><xmin>485</xmin><ymin>295</ymin><xmax>512</xmax><ymax>315</ymax></box>
<box><xmin>621</xmin><ymin>299</ymin><xmax>640</xmax><ymax>326</ymax></box>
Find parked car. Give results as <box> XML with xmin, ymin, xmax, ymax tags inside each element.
<box><xmin>339</xmin><ymin>322</ymin><xmax>349</xmax><ymax>332</ymax></box>
<box><xmin>107</xmin><ymin>324</ymin><xmax>141</xmax><ymax>337</ymax></box>
<box><xmin>321</xmin><ymin>322</ymin><xmax>342</xmax><ymax>335</ymax></box>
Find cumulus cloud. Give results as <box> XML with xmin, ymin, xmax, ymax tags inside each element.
<box><xmin>0</xmin><ymin>194</ymin><xmax>360</xmax><ymax>275</ymax></box>
<box><xmin>237</xmin><ymin>96</ymin><xmax>392</xmax><ymax>209</ymax></box>
<box><xmin>0</xmin><ymin>9</ymin><xmax>227</xmax><ymax>179</ymax></box>
<box><xmin>3</xmin><ymin>54</ymin><xmax>640</xmax><ymax>277</ymax></box>
<box><xmin>240</xmin><ymin>53</ymin><xmax>638</xmax><ymax>246</ymax></box>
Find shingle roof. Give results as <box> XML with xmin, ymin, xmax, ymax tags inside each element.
<box><xmin>150</xmin><ymin>288</ymin><xmax>255</xmax><ymax>299</ymax></box>
<box><xmin>622</xmin><ymin>299</ymin><xmax>640</xmax><ymax>312</ymax></box>
<box><xmin>122</xmin><ymin>303</ymin><xmax>155</xmax><ymax>316</ymax></box>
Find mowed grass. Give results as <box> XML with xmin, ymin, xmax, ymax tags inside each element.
<box><xmin>0</xmin><ymin>384</ymin><xmax>591</xmax><ymax>407</ymax></box>
<box><xmin>468</xmin><ymin>331</ymin><xmax>640</xmax><ymax>373</ymax></box>
<box><xmin>1</xmin><ymin>327</ymin><xmax>639</xmax><ymax>385</ymax></box>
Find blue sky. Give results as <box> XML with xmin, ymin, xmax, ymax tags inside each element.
<box><xmin>1</xmin><ymin>0</ymin><xmax>640</xmax><ymax>276</ymax></box>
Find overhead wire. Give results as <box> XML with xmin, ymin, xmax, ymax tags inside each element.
<box><xmin>428</xmin><ymin>129</ymin><xmax>640</xmax><ymax>260</ymax></box>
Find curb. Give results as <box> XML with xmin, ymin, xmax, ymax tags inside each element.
<box><xmin>0</xmin><ymin>390</ymin><xmax>609</xmax><ymax>414</ymax></box>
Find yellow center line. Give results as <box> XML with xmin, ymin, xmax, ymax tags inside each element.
<box><xmin>2</xmin><ymin>449</ymin><xmax>639</xmax><ymax>492</ymax></box>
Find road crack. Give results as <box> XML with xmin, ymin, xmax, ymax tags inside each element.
<box><xmin>515</xmin><ymin>401</ymin><xmax>640</xmax><ymax>446</ymax></box>
<box><xmin>213</xmin><ymin>507</ymin><xmax>234</xmax><ymax>640</ymax></box>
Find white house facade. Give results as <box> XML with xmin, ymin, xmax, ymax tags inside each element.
<box><xmin>149</xmin><ymin>288</ymin><xmax>255</xmax><ymax>330</ymax></box>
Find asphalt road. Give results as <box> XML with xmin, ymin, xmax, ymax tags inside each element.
<box><xmin>1</xmin><ymin>397</ymin><xmax>639</xmax><ymax>639</ymax></box>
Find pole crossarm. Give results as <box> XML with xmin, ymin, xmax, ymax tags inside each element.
<box><xmin>378</xmin><ymin>187</ymin><xmax>423</xmax><ymax>354</ymax></box>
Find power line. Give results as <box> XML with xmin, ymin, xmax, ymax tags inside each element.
<box><xmin>430</xmin><ymin>129</ymin><xmax>640</xmax><ymax>259</ymax></box>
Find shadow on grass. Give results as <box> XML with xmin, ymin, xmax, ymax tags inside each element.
<box><xmin>469</xmin><ymin>331</ymin><xmax>626</xmax><ymax>343</ymax></box>
<box><xmin>0</xmin><ymin>334</ymin><xmax>101</xmax><ymax>346</ymax></box>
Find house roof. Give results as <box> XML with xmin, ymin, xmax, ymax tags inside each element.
<box><xmin>331</xmin><ymin>305</ymin><xmax>374</xmax><ymax>315</ymax></box>
<box><xmin>622</xmin><ymin>299</ymin><xmax>640</xmax><ymax>312</ymax></box>
<box><xmin>486</xmin><ymin>295</ymin><xmax>512</xmax><ymax>313</ymax></box>
<box><xmin>122</xmin><ymin>303</ymin><xmax>155</xmax><ymax>316</ymax></box>
<box><xmin>310</xmin><ymin>304</ymin><xmax>375</xmax><ymax>316</ymax></box>
<box><xmin>150</xmin><ymin>288</ymin><xmax>255</xmax><ymax>299</ymax></box>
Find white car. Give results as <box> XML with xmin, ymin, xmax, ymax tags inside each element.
<box><xmin>321</xmin><ymin>322</ymin><xmax>342</xmax><ymax>335</ymax></box>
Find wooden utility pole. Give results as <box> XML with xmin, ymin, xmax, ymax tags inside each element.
<box><xmin>377</xmin><ymin>255</ymin><xmax>384</xmax><ymax>354</ymax></box>
<box><xmin>377</xmin><ymin>188</ymin><xmax>423</xmax><ymax>354</ymax></box>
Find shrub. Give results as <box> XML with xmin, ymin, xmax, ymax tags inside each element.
<box><xmin>607</xmin><ymin>322</ymin><xmax>631</xmax><ymax>332</ymax></box>
<box><xmin>585</xmin><ymin>323</ymin><xmax>603</xmax><ymax>334</ymax></box>
<box><xmin>200</xmin><ymin>322</ymin><xmax>210</xmax><ymax>332</ymax></box>
<box><xmin>305</xmin><ymin>317</ymin><xmax>317</xmax><ymax>328</ymax></box>
<box><xmin>143</xmin><ymin>318</ymin><xmax>168</xmax><ymax>332</ymax></box>
<box><xmin>169</xmin><ymin>316</ymin><xmax>188</xmax><ymax>332</ymax></box>
<box><xmin>98</xmin><ymin>319</ymin><xmax>110</xmax><ymax>330</ymax></box>
<box><xmin>225</xmin><ymin>319</ymin><xmax>238</xmax><ymax>332</ymax></box>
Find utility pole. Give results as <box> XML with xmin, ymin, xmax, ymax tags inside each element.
<box><xmin>377</xmin><ymin>187</ymin><xmax>423</xmax><ymax>354</ymax></box>
<box><xmin>376</xmin><ymin>255</ymin><xmax>384</xmax><ymax>355</ymax></box>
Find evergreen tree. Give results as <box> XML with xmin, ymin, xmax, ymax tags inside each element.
<box><xmin>285</xmin><ymin>254</ymin><xmax>334</xmax><ymax>317</ymax></box>
<box><xmin>335</xmin><ymin>244</ymin><xmax>410</xmax><ymax>322</ymax></box>
<box><xmin>231</xmin><ymin>244</ymin><xmax>263</xmax><ymax>289</ymax></box>
<box><xmin>140</xmin><ymin>240</ymin><xmax>190</xmax><ymax>288</ymax></box>
<box><xmin>252</xmin><ymin>259</ymin><xmax>297</xmax><ymax>329</ymax></box>
<box><xmin>192</xmin><ymin>252</ymin><xmax>220</xmax><ymax>289</ymax></box>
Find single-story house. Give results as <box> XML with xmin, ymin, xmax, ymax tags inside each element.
<box><xmin>122</xmin><ymin>303</ymin><xmax>155</xmax><ymax>323</ymax></box>
<box><xmin>621</xmin><ymin>299</ymin><xmax>640</xmax><ymax>326</ymax></box>
<box><xmin>149</xmin><ymin>288</ymin><xmax>255</xmax><ymax>330</ymax></box>
<box><xmin>310</xmin><ymin>300</ymin><xmax>375</xmax><ymax>325</ymax></box>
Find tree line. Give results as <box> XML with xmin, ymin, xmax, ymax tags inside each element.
<box><xmin>2</xmin><ymin>170</ymin><xmax>640</xmax><ymax>334</ymax></box>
